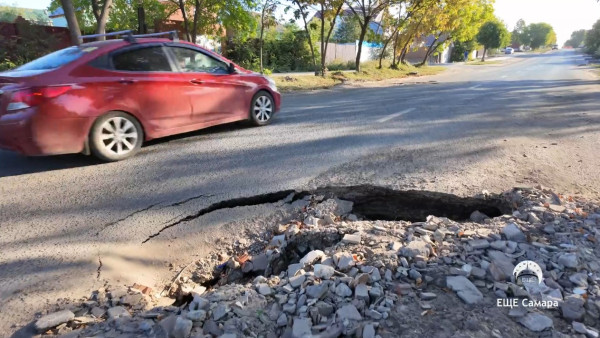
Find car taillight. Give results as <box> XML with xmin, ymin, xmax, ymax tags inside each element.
<box><xmin>7</xmin><ymin>85</ymin><xmax>72</xmax><ymax>111</ymax></box>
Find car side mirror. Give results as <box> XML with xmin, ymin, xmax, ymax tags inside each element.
<box><xmin>228</xmin><ymin>63</ymin><xmax>236</xmax><ymax>74</ymax></box>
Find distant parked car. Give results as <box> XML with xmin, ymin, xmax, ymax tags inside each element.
<box><xmin>0</xmin><ymin>31</ymin><xmax>281</xmax><ymax>161</ymax></box>
<box><xmin>505</xmin><ymin>47</ymin><xmax>515</xmax><ymax>54</ymax></box>
<box><xmin>552</xmin><ymin>44</ymin><xmax>559</xmax><ymax>50</ymax></box>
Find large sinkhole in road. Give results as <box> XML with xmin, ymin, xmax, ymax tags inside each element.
<box><xmin>312</xmin><ymin>185</ymin><xmax>509</xmax><ymax>222</ymax></box>
<box><xmin>184</xmin><ymin>185</ymin><xmax>510</xmax><ymax>292</ymax></box>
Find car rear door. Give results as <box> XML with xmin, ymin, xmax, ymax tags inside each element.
<box><xmin>165</xmin><ymin>45</ymin><xmax>252</xmax><ymax>124</ymax></box>
<box><xmin>108</xmin><ymin>44</ymin><xmax>192</xmax><ymax>131</ymax></box>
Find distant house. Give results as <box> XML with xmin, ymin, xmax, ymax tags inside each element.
<box><xmin>311</xmin><ymin>7</ymin><xmax>384</xmax><ymax>39</ymax></box>
<box><xmin>404</xmin><ymin>34</ymin><xmax>453</xmax><ymax>64</ymax></box>
<box><xmin>0</xmin><ymin>6</ymin><xmax>52</xmax><ymax>25</ymax></box>
<box><xmin>48</xmin><ymin>8</ymin><xmax>67</xmax><ymax>27</ymax></box>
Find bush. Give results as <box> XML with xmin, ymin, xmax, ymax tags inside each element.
<box><xmin>0</xmin><ymin>58</ymin><xmax>17</xmax><ymax>71</ymax></box>
<box><xmin>327</xmin><ymin>59</ymin><xmax>355</xmax><ymax>71</ymax></box>
<box><xmin>226</xmin><ymin>25</ymin><xmax>318</xmax><ymax>73</ymax></box>
<box><xmin>0</xmin><ymin>19</ymin><xmax>62</xmax><ymax>69</ymax></box>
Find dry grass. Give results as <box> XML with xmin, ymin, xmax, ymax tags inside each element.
<box><xmin>275</xmin><ymin>61</ymin><xmax>445</xmax><ymax>92</ymax></box>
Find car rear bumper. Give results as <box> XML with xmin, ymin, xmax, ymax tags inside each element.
<box><xmin>0</xmin><ymin>108</ymin><xmax>90</xmax><ymax>156</ymax></box>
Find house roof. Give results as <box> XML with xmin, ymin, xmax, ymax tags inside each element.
<box><xmin>49</xmin><ymin>7</ymin><xmax>64</xmax><ymax>17</ymax></box>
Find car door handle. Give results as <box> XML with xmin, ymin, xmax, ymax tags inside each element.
<box><xmin>190</xmin><ymin>79</ymin><xmax>203</xmax><ymax>85</ymax></box>
<box><xmin>119</xmin><ymin>79</ymin><xmax>137</xmax><ymax>84</ymax></box>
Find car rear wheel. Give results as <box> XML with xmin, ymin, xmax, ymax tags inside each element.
<box><xmin>249</xmin><ymin>91</ymin><xmax>275</xmax><ymax>126</ymax></box>
<box><xmin>89</xmin><ymin>112</ymin><xmax>143</xmax><ymax>162</ymax></box>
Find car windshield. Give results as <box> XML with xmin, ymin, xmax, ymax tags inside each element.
<box><xmin>16</xmin><ymin>46</ymin><xmax>89</xmax><ymax>71</ymax></box>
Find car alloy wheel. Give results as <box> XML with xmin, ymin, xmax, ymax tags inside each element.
<box><xmin>253</xmin><ymin>95</ymin><xmax>273</xmax><ymax>123</ymax></box>
<box><xmin>99</xmin><ymin>117</ymin><xmax>139</xmax><ymax>156</ymax></box>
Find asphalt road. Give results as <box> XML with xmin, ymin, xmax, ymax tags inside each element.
<box><xmin>2</xmin><ymin>50</ymin><xmax>600</xmax><ymax>335</ymax></box>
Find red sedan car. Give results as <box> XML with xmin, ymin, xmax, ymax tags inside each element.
<box><xmin>0</xmin><ymin>31</ymin><xmax>281</xmax><ymax>161</ymax></box>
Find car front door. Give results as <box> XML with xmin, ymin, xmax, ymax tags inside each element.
<box><xmin>109</xmin><ymin>45</ymin><xmax>192</xmax><ymax>132</ymax></box>
<box><xmin>166</xmin><ymin>45</ymin><xmax>252</xmax><ymax>125</ymax></box>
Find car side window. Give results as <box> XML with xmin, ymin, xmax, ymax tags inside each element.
<box><xmin>169</xmin><ymin>47</ymin><xmax>229</xmax><ymax>74</ymax></box>
<box><xmin>112</xmin><ymin>46</ymin><xmax>172</xmax><ymax>72</ymax></box>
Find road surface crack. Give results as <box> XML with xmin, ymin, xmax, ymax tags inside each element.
<box><xmin>141</xmin><ymin>190</ymin><xmax>297</xmax><ymax>244</ymax></box>
<box><xmin>165</xmin><ymin>194</ymin><xmax>215</xmax><ymax>208</ymax></box>
<box><xmin>97</xmin><ymin>255</ymin><xmax>103</xmax><ymax>279</ymax></box>
<box><xmin>95</xmin><ymin>203</ymin><xmax>160</xmax><ymax>236</ymax></box>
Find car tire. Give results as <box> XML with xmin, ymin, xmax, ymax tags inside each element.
<box><xmin>89</xmin><ymin>111</ymin><xmax>144</xmax><ymax>162</ymax></box>
<box><xmin>249</xmin><ymin>91</ymin><xmax>275</xmax><ymax>126</ymax></box>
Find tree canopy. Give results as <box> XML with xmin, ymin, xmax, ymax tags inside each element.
<box><xmin>476</xmin><ymin>19</ymin><xmax>510</xmax><ymax>60</ymax></box>
<box><xmin>565</xmin><ymin>29</ymin><xmax>586</xmax><ymax>48</ymax></box>
<box><xmin>526</xmin><ymin>22</ymin><xmax>556</xmax><ymax>49</ymax></box>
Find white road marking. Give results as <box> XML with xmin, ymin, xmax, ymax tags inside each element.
<box><xmin>501</xmin><ymin>75</ymin><xmax>508</xmax><ymax>78</ymax></box>
<box><xmin>377</xmin><ymin>108</ymin><xmax>416</xmax><ymax>123</ymax></box>
<box><xmin>469</xmin><ymin>85</ymin><xmax>482</xmax><ymax>89</ymax></box>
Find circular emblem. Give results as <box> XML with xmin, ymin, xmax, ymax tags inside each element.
<box><xmin>513</xmin><ymin>260</ymin><xmax>543</xmax><ymax>285</ymax></box>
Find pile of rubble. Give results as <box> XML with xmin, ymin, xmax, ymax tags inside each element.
<box><xmin>32</xmin><ymin>187</ymin><xmax>600</xmax><ymax>337</ymax></box>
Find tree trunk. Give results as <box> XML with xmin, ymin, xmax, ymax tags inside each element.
<box><xmin>92</xmin><ymin>0</ymin><xmax>113</xmax><ymax>40</ymax></box>
<box><xmin>191</xmin><ymin>0</ymin><xmax>201</xmax><ymax>44</ymax></box>
<box><xmin>137</xmin><ymin>2</ymin><xmax>146</xmax><ymax>34</ymax></box>
<box><xmin>259</xmin><ymin>5</ymin><xmax>266</xmax><ymax>74</ymax></box>
<box><xmin>355</xmin><ymin>21</ymin><xmax>368</xmax><ymax>72</ymax></box>
<box><xmin>296</xmin><ymin>2</ymin><xmax>317</xmax><ymax>75</ymax></box>
<box><xmin>400</xmin><ymin>45</ymin><xmax>408</xmax><ymax>64</ymax></box>
<box><xmin>399</xmin><ymin>34</ymin><xmax>413</xmax><ymax>64</ymax></box>
<box><xmin>481</xmin><ymin>47</ymin><xmax>487</xmax><ymax>61</ymax></box>
<box><xmin>60</xmin><ymin>0</ymin><xmax>80</xmax><ymax>45</ymax></box>
<box><xmin>178</xmin><ymin>0</ymin><xmax>191</xmax><ymax>41</ymax></box>
<box><xmin>391</xmin><ymin>32</ymin><xmax>399</xmax><ymax>68</ymax></box>
<box><xmin>319</xmin><ymin>3</ymin><xmax>325</xmax><ymax>76</ymax></box>
<box><xmin>418</xmin><ymin>36</ymin><xmax>439</xmax><ymax>67</ymax></box>
<box><xmin>319</xmin><ymin>2</ymin><xmax>342</xmax><ymax>76</ymax></box>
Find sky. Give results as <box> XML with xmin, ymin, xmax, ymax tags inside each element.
<box><xmin>6</xmin><ymin>0</ymin><xmax>600</xmax><ymax>46</ymax></box>
<box><xmin>494</xmin><ymin>0</ymin><xmax>600</xmax><ymax>45</ymax></box>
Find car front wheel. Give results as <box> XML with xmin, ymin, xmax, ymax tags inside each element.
<box><xmin>249</xmin><ymin>91</ymin><xmax>275</xmax><ymax>126</ymax></box>
<box><xmin>89</xmin><ymin>111</ymin><xmax>144</xmax><ymax>162</ymax></box>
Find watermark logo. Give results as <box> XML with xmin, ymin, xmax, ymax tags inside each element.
<box><xmin>496</xmin><ymin>260</ymin><xmax>558</xmax><ymax>309</ymax></box>
<box><xmin>513</xmin><ymin>260</ymin><xmax>543</xmax><ymax>285</ymax></box>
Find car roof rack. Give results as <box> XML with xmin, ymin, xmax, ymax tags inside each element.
<box><xmin>77</xmin><ymin>30</ymin><xmax>179</xmax><ymax>45</ymax></box>
<box><xmin>78</xmin><ymin>30</ymin><xmax>136</xmax><ymax>44</ymax></box>
<box><xmin>132</xmin><ymin>31</ymin><xmax>179</xmax><ymax>42</ymax></box>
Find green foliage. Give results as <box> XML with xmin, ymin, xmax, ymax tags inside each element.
<box><xmin>0</xmin><ymin>58</ymin><xmax>17</xmax><ymax>71</ymax></box>
<box><xmin>226</xmin><ymin>23</ymin><xmax>318</xmax><ymax>72</ymax></box>
<box><xmin>565</xmin><ymin>29</ymin><xmax>586</xmax><ymax>48</ymax></box>
<box><xmin>476</xmin><ymin>19</ymin><xmax>510</xmax><ymax>51</ymax></box>
<box><xmin>333</xmin><ymin>15</ymin><xmax>360</xmax><ymax>43</ymax></box>
<box><xmin>0</xmin><ymin>19</ymin><xmax>61</xmax><ymax>68</ymax></box>
<box><xmin>450</xmin><ymin>39</ymin><xmax>476</xmax><ymax>62</ymax></box>
<box><xmin>526</xmin><ymin>22</ymin><xmax>556</xmax><ymax>49</ymax></box>
<box><xmin>585</xmin><ymin>19</ymin><xmax>600</xmax><ymax>56</ymax></box>
<box><xmin>511</xmin><ymin>19</ymin><xmax>527</xmax><ymax>46</ymax></box>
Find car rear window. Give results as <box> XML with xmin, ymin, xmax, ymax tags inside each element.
<box><xmin>17</xmin><ymin>46</ymin><xmax>89</xmax><ymax>71</ymax></box>
<box><xmin>112</xmin><ymin>47</ymin><xmax>172</xmax><ymax>72</ymax></box>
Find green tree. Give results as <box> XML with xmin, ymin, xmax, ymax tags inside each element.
<box><xmin>585</xmin><ymin>19</ymin><xmax>600</xmax><ymax>56</ymax></box>
<box><xmin>173</xmin><ymin>0</ymin><xmax>256</xmax><ymax>43</ymax></box>
<box><xmin>0</xmin><ymin>6</ymin><xmax>18</xmax><ymax>23</ymax></box>
<box><xmin>565</xmin><ymin>29</ymin><xmax>586</xmax><ymax>48</ymax></box>
<box><xmin>333</xmin><ymin>14</ymin><xmax>360</xmax><ymax>43</ymax></box>
<box><xmin>345</xmin><ymin>0</ymin><xmax>396</xmax><ymax>72</ymax></box>
<box><xmin>476</xmin><ymin>19</ymin><xmax>510</xmax><ymax>61</ymax></box>
<box><xmin>409</xmin><ymin>0</ymin><xmax>493</xmax><ymax>66</ymax></box>
<box><xmin>511</xmin><ymin>19</ymin><xmax>527</xmax><ymax>46</ymax></box>
<box><xmin>526</xmin><ymin>22</ymin><xmax>556</xmax><ymax>49</ymax></box>
<box><xmin>258</xmin><ymin>0</ymin><xmax>278</xmax><ymax>74</ymax></box>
